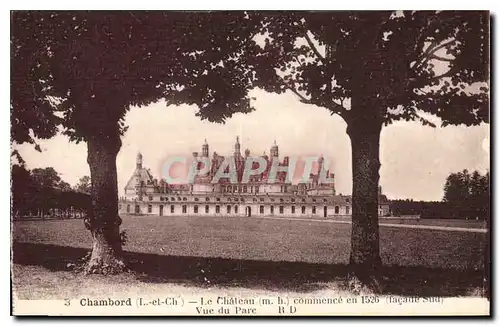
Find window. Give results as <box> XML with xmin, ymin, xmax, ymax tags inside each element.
<box><xmin>221</xmin><ymin>186</ymin><xmax>226</xmax><ymax>192</ymax></box>
<box><xmin>301</xmin><ymin>206</ymin><xmax>306</xmax><ymax>214</ymax></box>
<box><xmin>271</xmin><ymin>198</ymin><xmax>275</xmax><ymax>202</ymax></box>
<box><xmin>234</xmin><ymin>206</ymin><xmax>238</xmax><ymax>214</ymax></box>
<box><xmin>291</xmin><ymin>198</ymin><xmax>295</xmax><ymax>202</ymax></box>
<box><xmin>126</xmin><ymin>204</ymin><xmax>130</xmax><ymax>213</ymax></box>
<box><xmin>159</xmin><ymin>197</ymin><xmax>163</xmax><ymax>201</ymax></box>
<box><xmin>194</xmin><ymin>197</ymin><xmax>199</xmax><ymax>202</ymax></box>
<box><xmin>312</xmin><ymin>206</ymin><xmax>316</xmax><ymax>214</ymax></box>
<box><xmin>279</xmin><ymin>206</ymin><xmax>284</xmax><ymax>214</ymax></box>
<box><xmin>206</xmin><ymin>197</ymin><xmax>210</xmax><ymax>201</ymax></box>
<box><xmin>280</xmin><ymin>198</ymin><xmax>284</xmax><ymax>203</ymax></box>
<box><xmin>260</xmin><ymin>206</ymin><xmax>264</xmax><ymax>214</ymax></box>
<box><xmin>171</xmin><ymin>205</ymin><xmax>175</xmax><ymax>213</ymax></box>
<box><xmin>216</xmin><ymin>205</ymin><xmax>220</xmax><ymax>213</ymax></box>
<box><xmin>260</xmin><ymin>198</ymin><xmax>264</xmax><ymax>202</ymax></box>
<box><xmin>149</xmin><ymin>196</ymin><xmax>153</xmax><ymax>201</ymax></box>
<box><xmin>183</xmin><ymin>197</ymin><xmax>187</xmax><ymax>201</ymax></box>
<box><xmin>335</xmin><ymin>206</ymin><xmax>340</xmax><ymax>214</ymax></box>
<box><xmin>255</xmin><ymin>187</ymin><xmax>259</xmax><ymax>193</ymax></box>
<box><xmin>148</xmin><ymin>205</ymin><xmax>152</xmax><ymax>213</ymax></box>
<box><xmin>227</xmin><ymin>205</ymin><xmax>231</xmax><ymax>213</ymax></box>
<box><xmin>323</xmin><ymin>199</ymin><xmax>327</xmax><ymax>203</ymax></box>
<box><xmin>216</xmin><ymin>198</ymin><xmax>221</xmax><ymax>202</ymax></box>
<box><xmin>253</xmin><ymin>198</ymin><xmax>257</xmax><ymax>202</ymax></box>
<box><xmin>291</xmin><ymin>206</ymin><xmax>295</xmax><ymax>214</ymax></box>
<box><xmin>312</xmin><ymin>199</ymin><xmax>316</xmax><ymax>203</ymax></box>
<box><xmin>171</xmin><ymin>197</ymin><xmax>175</xmax><ymax>201</ymax></box>
<box><xmin>194</xmin><ymin>205</ymin><xmax>198</xmax><ymax>214</ymax></box>
<box><xmin>243</xmin><ymin>186</ymin><xmax>247</xmax><ymax>193</ymax></box>
<box><xmin>302</xmin><ymin>199</ymin><xmax>306</xmax><ymax>202</ymax></box>
<box><xmin>177</xmin><ymin>197</ymin><xmax>181</xmax><ymax>201</ymax></box>
<box><xmin>205</xmin><ymin>205</ymin><xmax>209</xmax><ymax>213</ymax></box>
<box><xmin>182</xmin><ymin>205</ymin><xmax>187</xmax><ymax>213</ymax></box>
<box><xmin>346</xmin><ymin>206</ymin><xmax>350</xmax><ymax>214</ymax></box>
<box><xmin>270</xmin><ymin>206</ymin><xmax>274</xmax><ymax>214</ymax></box>
<box><xmin>346</xmin><ymin>198</ymin><xmax>350</xmax><ymax>203</ymax></box>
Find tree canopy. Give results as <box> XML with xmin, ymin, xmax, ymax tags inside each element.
<box><xmin>250</xmin><ymin>11</ymin><xmax>489</xmax><ymax>127</ymax></box>
<box><xmin>11</xmin><ymin>11</ymin><xmax>262</xmax><ymax>146</ymax></box>
<box><xmin>443</xmin><ymin>169</ymin><xmax>489</xmax><ymax>219</ymax></box>
<box><xmin>11</xmin><ymin>165</ymin><xmax>90</xmax><ymax>218</ymax></box>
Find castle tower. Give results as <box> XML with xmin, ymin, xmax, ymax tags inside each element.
<box><xmin>202</xmin><ymin>138</ymin><xmax>209</xmax><ymax>157</ymax></box>
<box><xmin>136</xmin><ymin>152</ymin><xmax>143</xmax><ymax>169</ymax></box>
<box><xmin>270</xmin><ymin>140</ymin><xmax>279</xmax><ymax>158</ymax></box>
<box><xmin>318</xmin><ymin>155</ymin><xmax>324</xmax><ymax>175</ymax></box>
<box><xmin>234</xmin><ymin>136</ymin><xmax>241</xmax><ymax>157</ymax></box>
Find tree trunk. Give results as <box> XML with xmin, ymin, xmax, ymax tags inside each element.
<box><xmin>84</xmin><ymin>133</ymin><xmax>125</xmax><ymax>274</ymax></box>
<box><xmin>346</xmin><ymin>111</ymin><xmax>383</xmax><ymax>292</ymax></box>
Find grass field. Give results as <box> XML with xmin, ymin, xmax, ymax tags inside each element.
<box><xmin>12</xmin><ymin>215</ymin><xmax>488</xmax><ymax>299</ymax></box>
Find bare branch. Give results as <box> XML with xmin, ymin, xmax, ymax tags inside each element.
<box><xmin>429</xmin><ymin>68</ymin><xmax>456</xmax><ymax>81</ymax></box>
<box><xmin>415</xmin><ymin>38</ymin><xmax>457</xmax><ymax>71</ymax></box>
<box><xmin>286</xmin><ymin>84</ymin><xmax>311</xmax><ymax>104</ymax></box>
<box><xmin>285</xmin><ymin>82</ymin><xmax>347</xmax><ymax>118</ymax></box>
<box><xmin>304</xmin><ymin>31</ymin><xmax>326</xmax><ymax>64</ymax></box>
<box><xmin>430</xmin><ymin>54</ymin><xmax>454</xmax><ymax>62</ymax></box>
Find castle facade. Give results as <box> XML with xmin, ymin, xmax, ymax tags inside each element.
<box><xmin>118</xmin><ymin>138</ymin><xmax>391</xmax><ymax>218</ymax></box>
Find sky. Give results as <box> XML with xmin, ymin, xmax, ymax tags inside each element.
<box><xmin>12</xmin><ymin>88</ymin><xmax>489</xmax><ymax>201</ymax></box>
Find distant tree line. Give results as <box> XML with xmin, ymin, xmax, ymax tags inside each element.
<box><xmin>11</xmin><ymin>164</ymin><xmax>91</xmax><ymax>220</ymax></box>
<box><xmin>390</xmin><ymin>169</ymin><xmax>490</xmax><ymax>220</ymax></box>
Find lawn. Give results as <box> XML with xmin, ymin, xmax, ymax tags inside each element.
<box><xmin>12</xmin><ymin>215</ymin><xmax>488</xmax><ymax>300</ymax></box>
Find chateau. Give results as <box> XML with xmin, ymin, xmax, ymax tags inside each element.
<box><xmin>118</xmin><ymin>138</ymin><xmax>391</xmax><ymax>218</ymax></box>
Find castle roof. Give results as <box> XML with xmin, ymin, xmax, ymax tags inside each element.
<box><xmin>124</xmin><ymin>167</ymin><xmax>154</xmax><ymax>191</ymax></box>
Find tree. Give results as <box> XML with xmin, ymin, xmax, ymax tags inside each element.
<box><xmin>11</xmin><ymin>12</ymin><xmax>261</xmax><ymax>274</ymax></box>
<box><xmin>248</xmin><ymin>11</ymin><xmax>489</xmax><ymax>288</ymax></box>
<box><xmin>31</xmin><ymin>167</ymin><xmax>62</xmax><ymax>189</ymax></box>
<box><xmin>75</xmin><ymin>176</ymin><xmax>91</xmax><ymax>194</ymax></box>
<box><xmin>443</xmin><ymin>169</ymin><xmax>489</xmax><ymax>219</ymax></box>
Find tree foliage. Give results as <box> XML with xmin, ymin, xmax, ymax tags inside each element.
<box><xmin>250</xmin><ymin>11</ymin><xmax>489</xmax><ymax>127</ymax></box>
<box><xmin>11</xmin><ymin>11</ymin><xmax>263</xmax><ymax>145</ymax></box>
<box><xmin>11</xmin><ymin>164</ymin><xmax>90</xmax><ymax>218</ymax></box>
<box><xmin>75</xmin><ymin>175</ymin><xmax>91</xmax><ymax>194</ymax></box>
<box><xmin>443</xmin><ymin>169</ymin><xmax>489</xmax><ymax>219</ymax></box>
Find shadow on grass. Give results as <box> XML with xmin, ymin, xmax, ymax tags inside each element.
<box><xmin>12</xmin><ymin>242</ymin><xmax>486</xmax><ymax>297</ymax></box>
